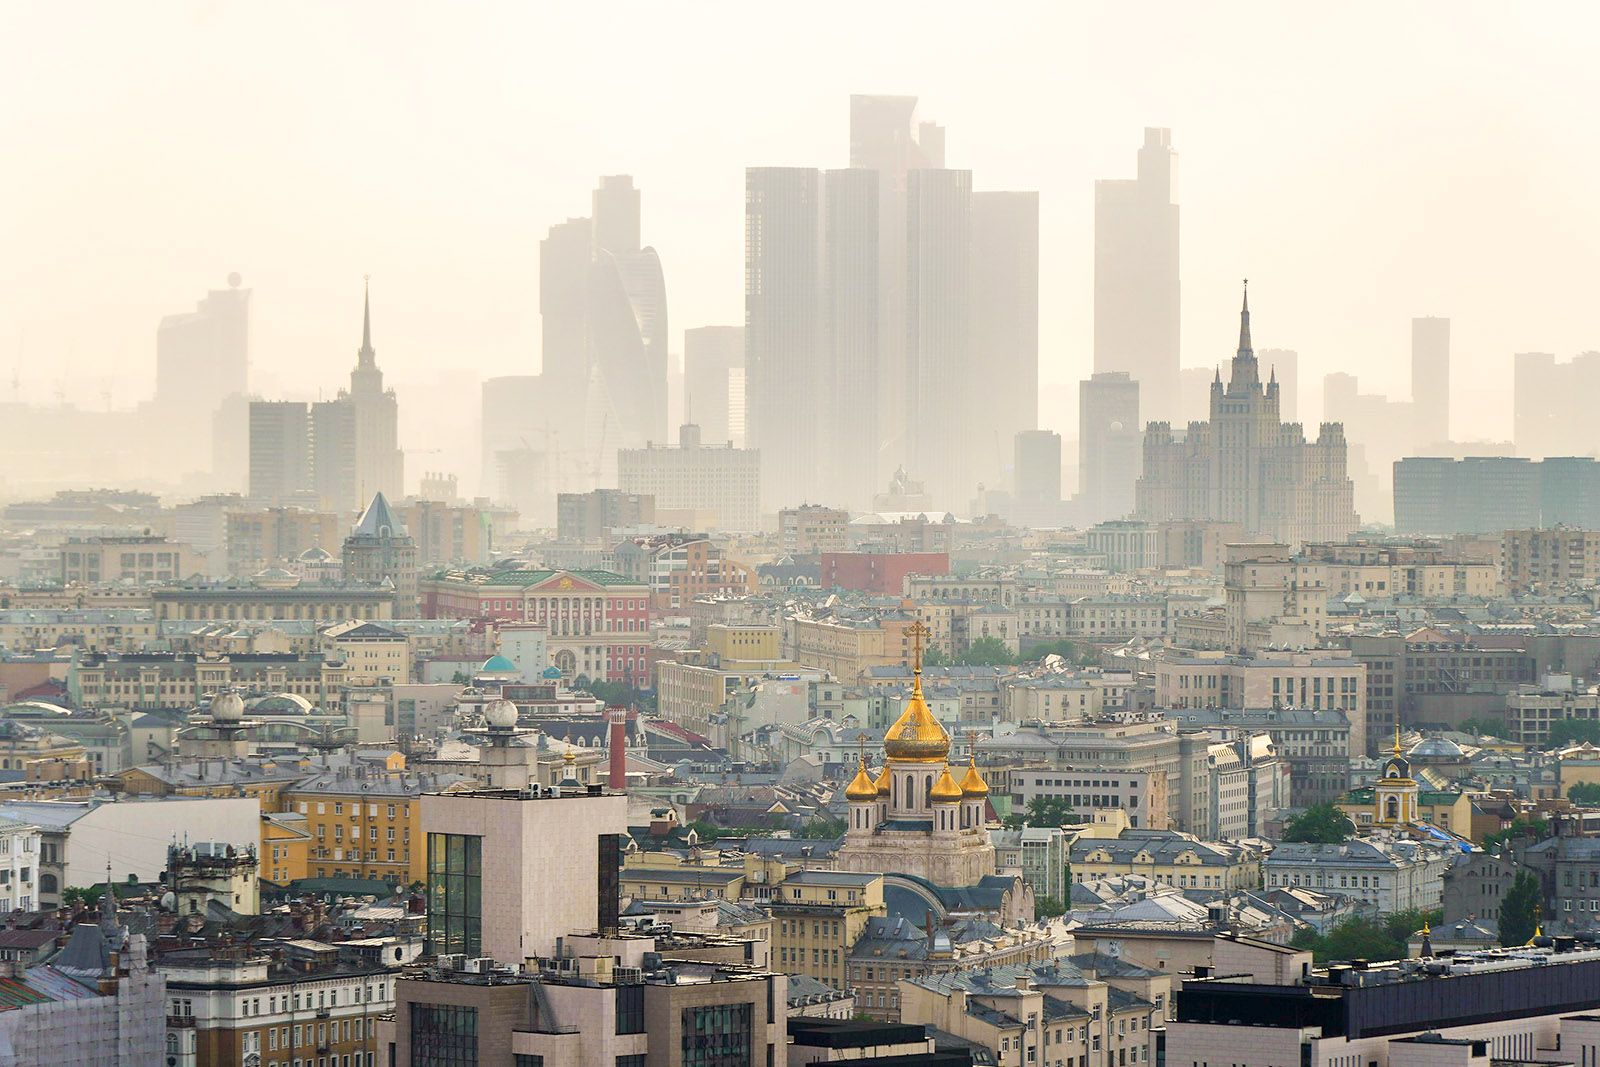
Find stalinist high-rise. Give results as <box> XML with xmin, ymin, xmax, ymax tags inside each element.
<box><xmin>1095</xmin><ymin>128</ymin><xmax>1180</xmax><ymax>425</ymax></box>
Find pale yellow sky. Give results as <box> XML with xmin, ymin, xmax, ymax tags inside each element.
<box><xmin>3</xmin><ymin>1</ymin><xmax>1599</xmax><ymax>482</ymax></box>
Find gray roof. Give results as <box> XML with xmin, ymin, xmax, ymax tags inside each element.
<box><xmin>351</xmin><ymin>492</ymin><xmax>408</xmax><ymax>539</ymax></box>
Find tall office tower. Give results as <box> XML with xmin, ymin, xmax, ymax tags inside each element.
<box><xmin>1411</xmin><ymin>317</ymin><xmax>1450</xmax><ymax>446</ymax></box>
<box><xmin>156</xmin><ymin>275</ymin><xmax>251</xmax><ymax>417</ymax></box>
<box><xmin>683</xmin><ymin>326</ymin><xmax>744</xmax><ymax>447</ymax></box>
<box><xmin>1095</xmin><ymin>128</ymin><xmax>1180</xmax><ymax>425</ymax></box>
<box><xmin>592</xmin><ymin>174</ymin><xmax>641</xmax><ymax>254</ymax></box>
<box><xmin>745</xmin><ymin>167</ymin><xmax>825</xmax><ymax>509</ymax></box>
<box><xmin>539</xmin><ymin>216</ymin><xmax>593</xmax><ymax>421</ymax></box>
<box><xmin>585</xmin><ymin>176</ymin><xmax>668</xmax><ymax>480</ymax></box>
<box><xmin>1014</xmin><ymin>430</ymin><xmax>1062</xmax><ymax>527</ymax></box>
<box><xmin>346</xmin><ymin>283</ymin><xmax>404</xmax><ymax>508</ymax></box>
<box><xmin>850</xmin><ymin>95</ymin><xmax>945</xmax><ymax>477</ymax></box>
<box><xmin>971</xmin><ymin>191</ymin><xmax>1041</xmax><ymax>487</ymax></box>
<box><xmin>1258</xmin><ymin>348</ymin><xmax>1299</xmax><ymax>422</ymax></box>
<box><xmin>158</xmin><ymin>276</ymin><xmax>251</xmax><ymax>482</ymax></box>
<box><xmin>247</xmin><ymin>400</ymin><xmax>311</xmax><ymax>505</ymax></box>
<box><xmin>1515</xmin><ymin>351</ymin><xmax>1600</xmax><ymax>458</ymax></box>
<box><xmin>1078</xmin><ymin>372</ymin><xmax>1141</xmax><ymax>524</ymax></box>
<box><xmin>823</xmin><ymin>168</ymin><xmax>881</xmax><ymax>509</ymax></box>
<box><xmin>906</xmin><ymin>167</ymin><xmax>973</xmax><ymax>503</ymax></box>
<box><xmin>310</xmin><ymin>398</ymin><xmax>357</xmax><ymax>512</ymax></box>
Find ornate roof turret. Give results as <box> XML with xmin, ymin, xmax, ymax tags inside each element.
<box><xmin>882</xmin><ymin>622</ymin><xmax>950</xmax><ymax>763</ymax></box>
<box><xmin>845</xmin><ymin>755</ymin><xmax>878</xmax><ymax>801</ymax></box>
<box><xmin>929</xmin><ymin>768</ymin><xmax>963</xmax><ymax>802</ymax></box>
<box><xmin>874</xmin><ymin>763</ymin><xmax>891</xmax><ymax>796</ymax></box>
<box><xmin>959</xmin><ymin>754</ymin><xmax>989</xmax><ymax>798</ymax></box>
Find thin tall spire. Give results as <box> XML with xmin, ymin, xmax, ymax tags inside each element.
<box><xmin>1237</xmin><ymin>278</ymin><xmax>1253</xmax><ymax>356</ymax></box>
<box><xmin>358</xmin><ymin>275</ymin><xmax>375</xmax><ymax>365</ymax></box>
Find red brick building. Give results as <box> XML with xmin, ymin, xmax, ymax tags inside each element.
<box><xmin>820</xmin><ymin>552</ymin><xmax>950</xmax><ymax>594</ymax></box>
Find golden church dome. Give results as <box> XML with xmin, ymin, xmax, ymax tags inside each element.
<box><xmin>929</xmin><ymin>767</ymin><xmax>964</xmax><ymax>802</ymax></box>
<box><xmin>874</xmin><ymin>763</ymin><xmax>891</xmax><ymax>796</ymax></box>
<box><xmin>844</xmin><ymin>757</ymin><xmax>879</xmax><ymax>801</ymax></box>
<box><xmin>882</xmin><ymin>681</ymin><xmax>950</xmax><ymax>763</ymax></box>
<box><xmin>959</xmin><ymin>755</ymin><xmax>989</xmax><ymax>797</ymax></box>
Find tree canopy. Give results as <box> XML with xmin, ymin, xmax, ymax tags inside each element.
<box><xmin>1482</xmin><ymin>817</ymin><xmax>1549</xmax><ymax>853</ymax></box>
<box><xmin>1289</xmin><ymin>909</ymin><xmax>1441</xmax><ymax>963</ymax></box>
<box><xmin>1281</xmin><ymin>803</ymin><xmax>1355</xmax><ymax>843</ymax></box>
<box><xmin>1500</xmin><ymin>869</ymin><xmax>1542</xmax><ymax>946</ymax></box>
<box><xmin>1568</xmin><ymin>782</ymin><xmax>1600</xmax><ymax>806</ymax></box>
<box><xmin>1035</xmin><ymin>896</ymin><xmax>1067</xmax><ymax>920</ymax></box>
<box><xmin>1548</xmin><ymin>720</ymin><xmax>1600</xmax><ymax>749</ymax></box>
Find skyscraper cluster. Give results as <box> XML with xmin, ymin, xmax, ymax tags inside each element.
<box><xmin>745</xmin><ymin>96</ymin><xmax>1039</xmax><ymax>511</ymax></box>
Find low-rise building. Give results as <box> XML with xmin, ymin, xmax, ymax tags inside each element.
<box><xmin>1264</xmin><ymin>837</ymin><xmax>1453</xmax><ymax>913</ymax></box>
<box><xmin>1070</xmin><ymin>828</ymin><xmax>1261</xmax><ymax>891</ymax></box>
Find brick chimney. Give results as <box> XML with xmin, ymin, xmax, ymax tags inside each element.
<box><xmin>608</xmin><ymin>707</ymin><xmax>628</xmax><ymax>790</ymax></box>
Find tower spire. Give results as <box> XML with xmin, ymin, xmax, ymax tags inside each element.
<box><xmin>1237</xmin><ymin>278</ymin><xmax>1253</xmax><ymax>356</ymax></box>
<box><xmin>359</xmin><ymin>275</ymin><xmax>375</xmax><ymax>368</ymax></box>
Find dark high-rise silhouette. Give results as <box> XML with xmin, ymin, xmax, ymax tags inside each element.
<box><xmin>906</xmin><ymin>167</ymin><xmax>973</xmax><ymax>502</ymax></box>
<box><xmin>823</xmin><ymin>168</ymin><xmax>881</xmax><ymax>508</ymax></box>
<box><xmin>1078</xmin><ymin>372</ymin><xmax>1141</xmax><ymax>524</ymax></box>
<box><xmin>1095</xmin><ymin>128</ymin><xmax>1180</xmax><ymax>425</ymax></box>
<box><xmin>972</xmin><ymin>191</ymin><xmax>1041</xmax><ymax>485</ymax></box>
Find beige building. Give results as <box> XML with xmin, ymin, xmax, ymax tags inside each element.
<box><xmin>320</xmin><ymin>620</ymin><xmax>412</xmax><ymax>685</ymax></box>
<box><xmin>152</xmin><ymin>583</ymin><xmax>394</xmax><ymax>623</ymax></box>
<box><xmin>1156</xmin><ymin>650</ymin><xmax>1368</xmax><ymax>756</ymax></box>
<box><xmin>769</xmin><ymin>870</ymin><xmax>884</xmax><ymax>990</ymax></box>
<box><xmin>420</xmin><ymin>784</ymin><xmax>628</xmax><ymax>962</ymax></box>
<box><xmin>59</xmin><ymin>534</ymin><xmax>195</xmax><ymax>585</ymax></box>
<box><xmin>900</xmin><ymin>961</ymin><xmax>1160</xmax><ymax>1067</ymax></box>
<box><xmin>790</xmin><ymin>615</ymin><xmax>915</xmax><ymax>683</ymax></box>
<box><xmin>225</xmin><ymin>507</ymin><xmax>341</xmax><ymax>575</ymax></box>
<box><xmin>780</xmin><ymin>505</ymin><xmax>850</xmax><ymax>555</ymax></box>
<box><xmin>1502</xmin><ymin>526</ymin><xmax>1600</xmax><ymax>593</ymax></box>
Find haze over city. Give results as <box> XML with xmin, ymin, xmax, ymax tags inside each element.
<box><xmin>6</xmin><ymin>1</ymin><xmax>1600</xmax><ymax>494</ymax></box>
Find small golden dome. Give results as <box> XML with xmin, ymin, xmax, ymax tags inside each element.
<box><xmin>929</xmin><ymin>767</ymin><xmax>963</xmax><ymax>802</ymax></box>
<box><xmin>959</xmin><ymin>755</ymin><xmax>989</xmax><ymax>797</ymax></box>
<box><xmin>874</xmin><ymin>764</ymin><xmax>891</xmax><ymax>796</ymax></box>
<box><xmin>845</xmin><ymin>758</ymin><xmax>878</xmax><ymax>801</ymax></box>
<box><xmin>883</xmin><ymin>677</ymin><xmax>950</xmax><ymax>763</ymax></box>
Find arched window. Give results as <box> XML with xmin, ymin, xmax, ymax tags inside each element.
<box><xmin>925</xmin><ymin>775</ymin><xmax>933</xmax><ymax>807</ymax></box>
<box><xmin>39</xmin><ymin>874</ymin><xmax>56</xmax><ymax>894</ymax></box>
<box><xmin>1385</xmin><ymin>796</ymin><xmax>1400</xmax><ymax>821</ymax></box>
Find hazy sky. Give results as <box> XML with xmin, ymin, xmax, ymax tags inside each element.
<box><xmin>4</xmin><ymin>2</ymin><xmax>1600</xmax><ymax>486</ymax></box>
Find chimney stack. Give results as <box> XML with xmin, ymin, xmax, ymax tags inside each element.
<box><xmin>608</xmin><ymin>707</ymin><xmax>628</xmax><ymax>790</ymax></box>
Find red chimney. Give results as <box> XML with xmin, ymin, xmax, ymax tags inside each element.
<box><xmin>608</xmin><ymin>706</ymin><xmax>628</xmax><ymax>790</ymax></box>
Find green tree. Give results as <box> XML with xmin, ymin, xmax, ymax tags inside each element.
<box><xmin>954</xmin><ymin>637</ymin><xmax>1016</xmax><ymax>666</ymax></box>
<box><xmin>1568</xmin><ymin>783</ymin><xmax>1600</xmax><ymax>806</ymax></box>
<box><xmin>799</xmin><ymin>817</ymin><xmax>847</xmax><ymax>839</ymax></box>
<box><xmin>923</xmin><ymin>646</ymin><xmax>951</xmax><ymax>668</ymax></box>
<box><xmin>1023</xmin><ymin>795</ymin><xmax>1076</xmax><ymax>828</ymax></box>
<box><xmin>1482</xmin><ymin>817</ymin><xmax>1548</xmax><ymax>853</ymax></box>
<box><xmin>1548</xmin><ymin>720</ymin><xmax>1600</xmax><ymax>748</ymax></box>
<box><xmin>1500</xmin><ymin>869</ymin><xmax>1542</xmax><ymax>947</ymax></box>
<box><xmin>1281</xmin><ymin>803</ymin><xmax>1355</xmax><ymax>843</ymax></box>
<box><xmin>1293</xmin><ymin>915</ymin><xmax>1407</xmax><ymax>963</ymax></box>
<box><xmin>687</xmin><ymin>819</ymin><xmax>722</xmax><ymax>842</ymax></box>
<box><xmin>62</xmin><ymin>885</ymin><xmax>107</xmax><ymax>907</ymax></box>
<box><xmin>1035</xmin><ymin>896</ymin><xmax>1067</xmax><ymax>920</ymax></box>
<box><xmin>1383</xmin><ymin>907</ymin><xmax>1443</xmax><ymax>945</ymax></box>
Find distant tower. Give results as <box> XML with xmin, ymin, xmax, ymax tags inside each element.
<box><xmin>342</xmin><ymin>492</ymin><xmax>418</xmax><ymax>616</ymax></box>
<box><xmin>1412</xmin><ymin>317</ymin><xmax>1451</xmax><ymax>446</ymax></box>
<box><xmin>344</xmin><ymin>280</ymin><xmax>405</xmax><ymax>507</ymax></box>
<box><xmin>1095</xmin><ymin>128</ymin><xmax>1180</xmax><ymax>424</ymax></box>
<box><xmin>1078</xmin><ymin>372</ymin><xmax>1141</xmax><ymax>524</ymax></box>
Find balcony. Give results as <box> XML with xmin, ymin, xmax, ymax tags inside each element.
<box><xmin>167</xmin><ymin>1014</ymin><xmax>197</xmax><ymax>1028</ymax></box>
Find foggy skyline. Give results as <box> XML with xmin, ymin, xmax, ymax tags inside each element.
<box><xmin>5</xmin><ymin>2</ymin><xmax>1600</xmax><ymax>478</ymax></box>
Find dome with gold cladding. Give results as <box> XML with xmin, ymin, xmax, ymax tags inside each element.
<box><xmin>844</xmin><ymin>757</ymin><xmax>879</xmax><ymax>801</ymax></box>
<box><xmin>882</xmin><ymin>680</ymin><xmax>950</xmax><ymax>763</ymax></box>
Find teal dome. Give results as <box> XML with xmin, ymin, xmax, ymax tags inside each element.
<box><xmin>481</xmin><ymin>655</ymin><xmax>517</xmax><ymax>673</ymax></box>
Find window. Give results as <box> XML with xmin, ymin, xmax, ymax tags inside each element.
<box><xmin>616</xmin><ymin>984</ymin><xmax>645</xmax><ymax>1035</ymax></box>
<box><xmin>617</xmin><ymin>1058</ymin><xmax>647</xmax><ymax>1067</ymax></box>
<box><xmin>515</xmin><ymin>1058</ymin><xmax>545</xmax><ymax>1067</ymax></box>
<box><xmin>425</xmin><ymin>833</ymin><xmax>483</xmax><ymax>957</ymax></box>
<box><xmin>682</xmin><ymin>1003</ymin><xmax>752</xmax><ymax>1067</ymax></box>
<box><xmin>410</xmin><ymin>1003</ymin><xmax>477</xmax><ymax>1066</ymax></box>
